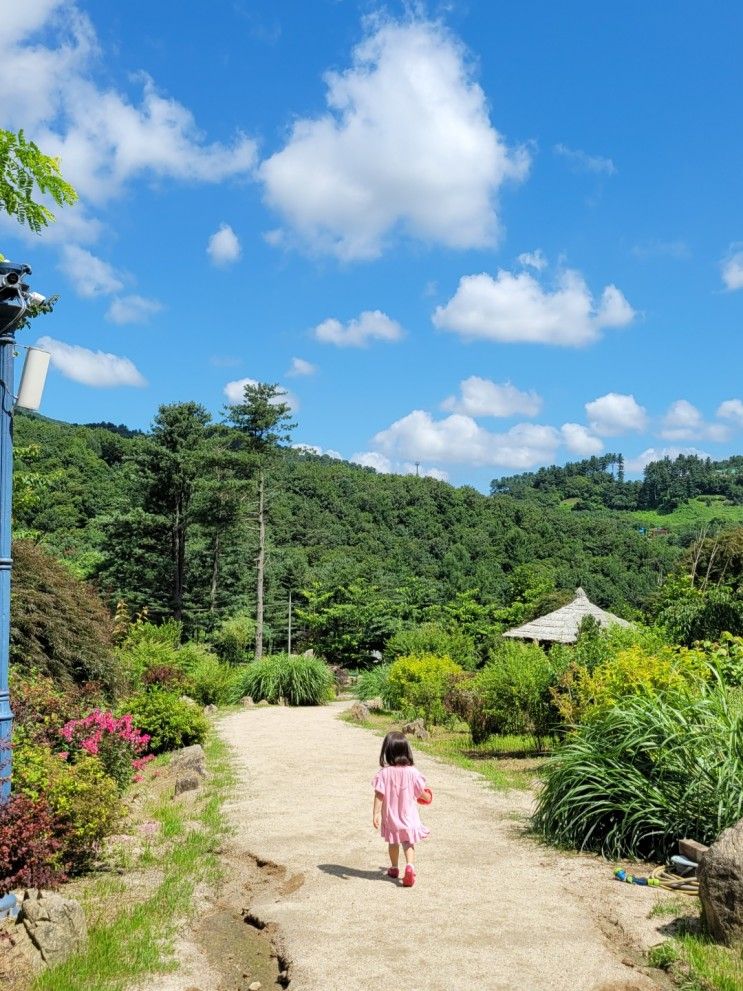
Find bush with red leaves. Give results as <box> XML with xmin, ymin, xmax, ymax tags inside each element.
<box><xmin>141</xmin><ymin>664</ymin><xmax>188</xmax><ymax>691</ymax></box>
<box><xmin>0</xmin><ymin>793</ymin><xmax>66</xmax><ymax>896</ymax></box>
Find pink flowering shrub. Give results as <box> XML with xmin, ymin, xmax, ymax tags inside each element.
<box><xmin>60</xmin><ymin>711</ymin><xmax>153</xmax><ymax>791</ymax></box>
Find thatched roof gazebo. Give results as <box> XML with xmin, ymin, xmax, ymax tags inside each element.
<box><xmin>502</xmin><ymin>587</ymin><xmax>631</xmax><ymax>645</ymax></box>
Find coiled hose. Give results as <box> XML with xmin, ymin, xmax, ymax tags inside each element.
<box><xmin>614</xmin><ymin>867</ymin><xmax>699</xmax><ymax>896</ymax></box>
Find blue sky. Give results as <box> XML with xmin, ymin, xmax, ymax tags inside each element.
<box><xmin>2</xmin><ymin>1</ymin><xmax>743</xmax><ymax>489</ymax></box>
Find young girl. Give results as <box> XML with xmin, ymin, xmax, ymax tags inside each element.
<box><xmin>372</xmin><ymin>731</ymin><xmax>430</xmax><ymax>887</ymax></box>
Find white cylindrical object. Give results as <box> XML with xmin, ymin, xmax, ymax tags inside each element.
<box><xmin>16</xmin><ymin>347</ymin><xmax>51</xmax><ymax>411</ymax></box>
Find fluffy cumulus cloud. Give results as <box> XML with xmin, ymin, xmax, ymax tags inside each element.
<box><xmin>287</xmin><ymin>357</ymin><xmax>317</xmax><ymax>377</ymax></box>
<box><xmin>585</xmin><ymin>393</ymin><xmax>648</xmax><ymax>436</ymax></box>
<box><xmin>659</xmin><ymin>399</ymin><xmax>729</xmax><ymax>442</ymax></box>
<box><xmin>351</xmin><ymin>450</ymin><xmax>448</xmax><ymax>480</ymax></box>
<box><xmin>259</xmin><ymin>18</ymin><xmax>529</xmax><ymax>260</ymax></box>
<box><xmin>37</xmin><ymin>335</ymin><xmax>146</xmax><ymax>387</ymax></box>
<box><xmin>314</xmin><ymin>310</ymin><xmax>403</xmax><ymax>347</ymax></box>
<box><xmin>553</xmin><ymin>143</ymin><xmax>616</xmax><ymax>175</ymax></box>
<box><xmin>223</xmin><ymin>377</ymin><xmax>298</xmax><ymax>411</ymax></box>
<box><xmin>625</xmin><ymin>446</ymin><xmax>710</xmax><ymax>474</ymax></box>
<box><xmin>433</xmin><ymin>268</ymin><xmax>635</xmax><ymax>346</ymax></box>
<box><xmin>560</xmin><ymin>423</ymin><xmax>604</xmax><ymax>456</ymax></box>
<box><xmin>441</xmin><ymin>377</ymin><xmax>542</xmax><ymax>418</ymax></box>
<box><xmin>206</xmin><ymin>224</ymin><xmax>241</xmax><ymax>267</ymax></box>
<box><xmin>517</xmin><ymin>249</ymin><xmax>547</xmax><ymax>271</ymax></box>
<box><xmin>717</xmin><ymin>399</ymin><xmax>743</xmax><ymax>426</ymax></box>
<box><xmin>721</xmin><ymin>249</ymin><xmax>743</xmax><ymax>291</ymax></box>
<box><xmin>106</xmin><ymin>295</ymin><xmax>163</xmax><ymax>325</ymax></box>
<box><xmin>351</xmin><ymin>451</ymin><xmax>393</xmax><ymax>473</ymax></box>
<box><xmin>372</xmin><ymin>410</ymin><xmax>561</xmax><ymax>469</ymax></box>
<box><xmin>58</xmin><ymin>245</ymin><xmax>124</xmax><ymax>297</ymax></box>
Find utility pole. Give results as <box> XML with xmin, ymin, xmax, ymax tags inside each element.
<box><xmin>415</xmin><ymin>461</ymin><xmax>420</xmax><ymax>477</ymax></box>
<box><xmin>287</xmin><ymin>589</ymin><xmax>292</xmax><ymax>655</ymax></box>
<box><xmin>255</xmin><ymin>469</ymin><xmax>265</xmax><ymax>659</ymax></box>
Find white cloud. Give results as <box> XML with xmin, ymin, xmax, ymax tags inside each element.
<box><xmin>314</xmin><ymin>310</ymin><xmax>403</xmax><ymax>347</ymax></box>
<box><xmin>207</xmin><ymin>223</ymin><xmax>241</xmax><ymax>267</ymax></box>
<box><xmin>717</xmin><ymin>399</ymin><xmax>743</xmax><ymax>426</ymax></box>
<box><xmin>625</xmin><ymin>446</ymin><xmax>710</xmax><ymax>474</ymax></box>
<box><xmin>631</xmin><ymin>239</ymin><xmax>690</xmax><ymax>260</ymax></box>
<box><xmin>106</xmin><ymin>294</ymin><xmax>163</xmax><ymax>325</ymax></box>
<box><xmin>441</xmin><ymin>377</ymin><xmax>541</xmax><ymax>418</ymax></box>
<box><xmin>402</xmin><ymin>462</ymin><xmax>449</xmax><ymax>482</ymax></box>
<box><xmin>351</xmin><ymin>451</ymin><xmax>393</xmax><ymax>473</ymax></box>
<box><xmin>433</xmin><ymin>268</ymin><xmax>635</xmax><ymax>346</ymax></box>
<box><xmin>585</xmin><ymin>393</ymin><xmax>648</xmax><ymax>435</ymax></box>
<box><xmin>373</xmin><ymin>410</ymin><xmax>561</xmax><ymax>469</ymax></box>
<box><xmin>560</xmin><ymin>423</ymin><xmax>604</xmax><ymax>456</ymax></box>
<box><xmin>223</xmin><ymin>377</ymin><xmax>298</xmax><ymax>412</ymax></box>
<box><xmin>292</xmin><ymin>443</ymin><xmax>342</xmax><ymax>459</ymax></box>
<box><xmin>209</xmin><ymin>355</ymin><xmax>242</xmax><ymax>368</ymax></box>
<box><xmin>2</xmin><ymin>6</ymin><xmax>257</xmax><ymax>206</ymax></box>
<box><xmin>517</xmin><ymin>249</ymin><xmax>547</xmax><ymax>271</ymax></box>
<box><xmin>659</xmin><ymin>399</ymin><xmax>729</xmax><ymax>442</ymax></box>
<box><xmin>553</xmin><ymin>143</ymin><xmax>616</xmax><ymax>175</ymax></box>
<box><xmin>58</xmin><ymin>245</ymin><xmax>124</xmax><ymax>297</ymax></box>
<box><xmin>721</xmin><ymin>250</ymin><xmax>743</xmax><ymax>291</ymax></box>
<box><xmin>287</xmin><ymin>357</ymin><xmax>317</xmax><ymax>377</ymax></box>
<box><xmin>259</xmin><ymin>18</ymin><xmax>529</xmax><ymax>260</ymax></box>
<box><xmin>36</xmin><ymin>334</ymin><xmax>146</xmax><ymax>387</ymax></box>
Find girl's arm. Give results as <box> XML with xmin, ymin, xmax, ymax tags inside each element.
<box><xmin>372</xmin><ymin>791</ymin><xmax>383</xmax><ymax>830</ymax></box>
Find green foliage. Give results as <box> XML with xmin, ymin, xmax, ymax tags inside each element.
<box><xmin>356</xmin><ymin>665</ymin><xmax>390</xmax><ymax>701</ymax></box>
<box><xmin>14</xmin><ymin>741</ymin><xmax>121</xmax><ymax>871</ymax></box>
<box><xmin>533</xmin><ymin>684</ymin><xmax>743</xmax><ymax>859</ymax></box>
<box><xmin>298</xmin><ymin>584</ymin><xmax>402</xmax><ymax>666</ymax></box>
<box><xmin>236</xmin><ymin>654</ymin><xmax>335</xmax><ymax>706</ymax></box>
<box><xmin>10</xmin><ymin>670</ymin><xmax>103</xmax><ymax>748</ymax></box>
<box><xmin>696</xmin><ymin>633</ymin><xmax>743</xmax><ymax>686</ymax></box>
<box><xmin>551</xmin><ymin>643</ymin><xmax>709</xmax><ymax>725</ymax></box>
<box><xmin>11</xmin><ymin>539</ymin><xmax>119</xmax><ymax>692</ymax></box>
<box><xmin>182</xmin><ymin>652</ymin><xmax>244</xmax><ymax>706</ymax></box>
<box><xmin>383</xmin><ymin>654</ymin><xmax>463</xmax><ymax>725</ymax></box>
<box><xmin>209</xmin><ymin>611</ymin><xmax>256</xmax><ymax>664</ymax></box>
<box><xmin>0</xmin><ymin>128</ymin><xmax>77</xmax><ymax>244</ymax></box>
<box><xmin>124</xmin><ymin>692</ymin><xmax>207</xmax><ymax>753</ymax></box>
<box><xmin>385</xmin><ymin>622</ymin><xmax>477</xmax><ymax>669</ymax></box>
<box><xmin>468</xmin><ymin>641</ymin><xmax>564</xmax><ymax>744</ymax></box>
<box><xmin>653</xmin><ymin>574</ymin><xmax>743</xmax><ymax>645</ymax></box>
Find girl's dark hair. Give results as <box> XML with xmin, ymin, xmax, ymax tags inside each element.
<box><xmin>379</xmin><ymin>731</ymin><xmax>414</xmax><ymax>767</ymax></box>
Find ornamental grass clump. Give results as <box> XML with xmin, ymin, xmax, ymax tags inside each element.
<box><xmin>237</xmin><ymin>654</ymin><xmax>335</xmax><ymax>706</ymax></box>
<box><xmin>533</xmin><ymin>682</ymin><xmax>743</xmax><ymax>860</ymax></box>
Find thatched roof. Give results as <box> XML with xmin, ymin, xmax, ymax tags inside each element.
<box><xmin>502</xmin><ymin>587</ymin><xmax>631</xmax><ymax>644</ymax></box>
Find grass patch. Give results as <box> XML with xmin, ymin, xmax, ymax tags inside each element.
<box><xmin>630</xmin><ymin>497</ymin><xmax>743</xmax><ymax>532</ymax></box>
<box><xmin>32</xmin><ymin>732</ymin><xmax>235</xmax><ymax>991</ymax></box>
<box><xmin>341</xmin><ymin>708</ymin><xmax>543</xmax><ymax>790</ymax></box>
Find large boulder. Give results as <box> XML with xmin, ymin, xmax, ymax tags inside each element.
<box><xmin>402</xmin><ymin>718</ymin><xmax>430</xmax><ymax>741</ymax></box>
<box><xmin>171</xmin><ymin>744</ymin><xmax>207</xmax><ymax>779</ymax></box>
<box><xmin>698</xmin><ymin>817</ymin><xmax>743</xmax><ymax>944</ymax></box>
<box><xmin>19</xmin><ymin>889</ymin><xmax>87</xmax><ymax>966</ymax></box>
<box><xmin>346</xmin><ymin>702</ymin><xmax>370</xmax><ymax>722</ymax></box>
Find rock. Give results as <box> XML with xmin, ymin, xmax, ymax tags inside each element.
<box><xmin>171</xmin><ymin>744</ymin><xmax>207</xmax><ymax>779</ymax></box>
<box><xmin>241</xmin><ymin>696</ymin><xmax>255</xmax><ymax>707</ymax></box>
<box><xmin>402</xmin><ymin>718</ymin><xmax>430</xmax><ymax>740</ymax></box>
<box><xmin>366</xmin><ymin>696</ymin><xmax>383</xmax><ymax>711</ymax></box>
<box><xmin>203</xmin><ymin>703</ymin><xmax>217</xmax><ymax>715</ymax></box>
<box><xmin>278</xmin><ymin>696</ymin><xmax>287</xmax><ymax>706</ymax></box>
<box><xmin>347</xmin><ymin>702</ymin><xmax>370</xmax><ymax>722</ymax></box>
<box><xmin>249</xmin><ymin>983</ymin><xmax>262</xmax><ymax>991</ymax></box>
<box><xmin>20</xmin><ymin>889</ymin><xmax>87</xmax><ymax>967</ymax></box>
<box><xmin>256</xmin><ymin>700</ymin><xmax>270</xmax><ymax>707</ymax></box>
<box><xmin>302</xmin><ymin>649</ymin><xmax>314</xmax><ymax>657</ymax></box>
<box><xmin>699</xmin><ymin>817</ymin><xmax>743</xmax><ymax>944</ymax></box>
<box><xmin>174</xmin><ymin>772</ymin><xmax>202</xmax><ymax>796</ymax></box>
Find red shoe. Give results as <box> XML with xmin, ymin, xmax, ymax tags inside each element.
<box><xmin>402</xmin><ymin>866</ymin><xmax>415</xmax><ymax>887</ymax></box>
<box><xmin>386</xmin><ymin>867</ymin><xmax>399</xmax><ymax>878</ymax></box>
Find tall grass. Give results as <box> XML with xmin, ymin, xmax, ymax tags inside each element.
<box><xmin>356</xmin><ymin>665</ymin><xmax>390</xmax><ymax>701</ymax></box>
<box><xmin>235</xmin><ymin>654</ymin><xmax>335</xmax><ymax>706</ymax></box>
<box><xmin>533</xmin><ymin>682</ymin><xmax>743</xmax><ymax>859</ymax></box>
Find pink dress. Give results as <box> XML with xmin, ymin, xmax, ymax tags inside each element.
<box><xmin>372</xmin><ymin>765</ymin><xmax>431</xmax><ymax>844</ymax></box>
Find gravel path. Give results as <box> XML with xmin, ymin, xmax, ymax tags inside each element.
<box><xmin>219</xmin><ymin>704</ymin><xmax>663</xmax><ymax>991</ymax></box>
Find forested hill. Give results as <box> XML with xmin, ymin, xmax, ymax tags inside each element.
<box><xmin>13</xmin><ymin>412</ymin><xmax>684</xmax><ymax>634</ymax></box>
<box><xmin>492</xmin><ymin>453</ymin><xmax>743</xmax><ymax>514</ymax></box>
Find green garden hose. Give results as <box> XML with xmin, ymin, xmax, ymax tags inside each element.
<box><xmin>614</xmin><ymin>867</ymin><xmax>699</xmax><ymax>896</ymax></box>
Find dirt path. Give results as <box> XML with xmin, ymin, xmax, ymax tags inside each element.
<box><xmin>219</xmin><ymin>703</ymin><xmax>670</xmax><ymax>991</ymax></box>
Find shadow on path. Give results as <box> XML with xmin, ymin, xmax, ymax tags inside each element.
<box><xmin>318</xmin><ymin>864</ymin><xmax>395</xmax><ymax>882</ymax></box>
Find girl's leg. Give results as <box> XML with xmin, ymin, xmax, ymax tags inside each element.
<box><xmin>402</xmin><ymin>843</ymin><xmax>416</xmax><ymax>886</ymax></box>
<box><xmin>402</xmin><ymin>842</ymin><xmax>415</xmax><ymax>867</ymax></box>
<box><xmin>388</xmin><ymin>843</ymin><xmax>400</xmax><ymax>869</ymax></box>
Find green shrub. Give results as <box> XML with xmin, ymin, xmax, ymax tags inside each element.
<box><xmin>551</xmin><ymin>644</ymin><xmax>708</xmax><ymax>725</ymax></box>
<box><xmin>696</xmin><ymin>633</ymin><xmax>743</xmax><ymax>686</ymax></box>
<box><xmin>356</xmin><ymin>665</ymin><xmax>390</xmax><ymax>702</ymax></box>
<box><xmin>184</xmin><ymin>653</ymin><xmax>244</xmax><ymax>706</ymax></box>
<box><xmin>210</xmin><ymin>612</ymin><xmax>256</xmax><ymax>665</ymax></box>
<box><xmin>533</xmin><ymin>683</ymin><xmax>743</xmax><ymax>859</ymax></box>
<box><xmin>10</xmin><ymin>670</ymin><xmax>104</xmax><ymax>748</ymax></box>
<box><xmin>237</xmin><ymin>654</ymin><xmax>335</xmax><ymax>706</ymax></box>
<box><xmin>14</xmin><ymin>741</ymin><xmax>121</xmax><ymax>871</ymax></box>
<box><xmin>383</xmin><ymin>654</ymin><xmax>463</xmax><ymax>725</ymax></box>
<box><xmin>469</xmin><ymin>641</ymin><xmax>563</xmax><ymax>744</ymax></box>
<box><xmin>124</xmin><ymin>691</ymin><xmax>207</xmax><ymax>753</ymax></box>
<box><xmin>115</xmin><ymin>620</ymin><xmax>182</xmax><ymax>685</ymax></box>
<box><xmin>385</xmin><ymin>623</ymin><xmax>478</xmax><ymax>670</ymax></box>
